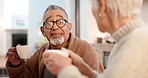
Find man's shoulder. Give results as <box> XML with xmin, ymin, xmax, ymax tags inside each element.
<box><xmin>35</xmin><ymin>42</ymin><xmax>49</xmax><ymax>53</ymax></box>
<box><xmin>128</xmin><ymin>26</ymin><xmax>148</xmax><ymax>39</ymax></box>
<box><xmin>73</xmin><ymin>36</ymin><xmax>89</xmax><ymax>45</ymax></box>
<box><xmin>121</xmin><ymin>26</ymin><xmax>148</xmax><ymax>45</ymax></box>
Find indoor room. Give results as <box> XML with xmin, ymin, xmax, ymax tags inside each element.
<box><xmin>0</xmin><ymin>0</ymin><xmax>148</xmax><ymax>78</ymax></box>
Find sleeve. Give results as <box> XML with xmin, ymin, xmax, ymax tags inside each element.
<box><xmin>6</xmin><ymin>59</ymin><xmax>26</xmax><ymax>78</ymax></box>
<box><xmin>6</xmin><ymin>44</ymin><xmax>46</xmax><ymax>78</ymax></box>
<box><xmin>102</xmin><ymin>32</ymin><xmax>148</xmax><ymax>78</ymax></box>
<box><xmin>78</xmin><ymin>41</ymin><xmax>104</xmax><ymax>73</ymax></box>
<box><xmin>58</xmin><ymin>65</ymin><xmax>89</xmax><ymax>78</ymax></box>
<box><xmin>6</xmin><ymin>50</ymin><xmax>40</xmax><ymax>78</ymax></box>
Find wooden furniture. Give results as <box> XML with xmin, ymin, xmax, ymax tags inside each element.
<box><xmin>91</xmin><ymin>43</ymin><xmax>114</xmax><ymax>68</ymax></box>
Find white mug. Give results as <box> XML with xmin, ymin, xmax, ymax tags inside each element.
<box><xmin>44</xmin><ymin>49</ymin><xmax>69</xmax><ymax>57</ymax></box>
<box><xmin>16</xmin><ymin>45</ymin><xmax>31</xmax><ymax>58</ymax></box>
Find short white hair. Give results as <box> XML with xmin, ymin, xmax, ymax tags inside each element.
<box><xmin>92</xmin><ymin>0</ymin><xmax>143</xmax><ymax>18</ymax></box>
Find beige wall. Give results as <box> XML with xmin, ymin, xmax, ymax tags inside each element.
<box><xmin>80</xmin><ymin>0</ymin><xmax>99</xmax><ymax>43</ymax></box>
<box><xmin>140</xmin><ymin>0</ymin><xmax>148</xmax><ymax>25</ymax></box>
<box><xmin>0</xmin><ymin>0</ymin><xmax>28</xmax><ymax>56</ymax></box>
<box><xmin>0</xmin><ymin>0</ymin><xmax>4</xmax><ymax>56</ymax></box>
<box><xmin>0</xmin><ymin>0</ymin><xmax>2</xmax><ymax>24</ymax></box>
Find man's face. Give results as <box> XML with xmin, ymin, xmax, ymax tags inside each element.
<box><xmin>41</xmin><ymin>9</ymin><xmax>71</xmax><ymax>46</ymax></box>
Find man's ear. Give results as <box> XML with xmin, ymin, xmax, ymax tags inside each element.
<box><xmin>40</xmin><ymin>26</ymin><xmax>45</xmax><ymax>37</ymax></box>
<box><xmin>99</xmin><ymin>0</ymin><xmax>106</xmax><ymax>14</ymax></box>
<box><xmin>68</xmin><ymin>23</ymin><xmax>72</xmax><ymax>31</ymax></box>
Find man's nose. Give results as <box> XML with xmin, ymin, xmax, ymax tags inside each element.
<box><xmin>52</xmin><ymin>22</ymin><xmax>59</xmax><ymax>30</ymax></box>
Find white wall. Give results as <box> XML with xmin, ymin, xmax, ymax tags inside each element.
<box><xmin>28</xmin><ymin>0</ymin><xmax>75</xmax><ymax>52</ymax></box>
<box><xmin>0</xmin><ymin>0</ymin><xmax>2</xmax><ymax>26</ymax></box>
<box><xmin>0</xmin><ymin>0</ymin><xmax>4</xmax><ymax>55</ymax></box>
<box><xmin>140</xmin><ymin>0</ymin><xmax>148</xmax><ymax>25</ymax></box>
<box><xmin>0</xmin><ymin>0</ymin><xmax>28</xmax><ymax>55</ymax></box>
<box><xmin>80</xmin><ymin>0</ymin><xmax>99</xmax><ymax>43</ymax></box>
<box><xmin>80</xmin><ymin>0</ymin><xmax>148</xmax><ymax>44</ymax></box>
<box><xmin>2</xmin><ymin>0</ymin><xmax>28</xmax><ymax>29</ymax></box>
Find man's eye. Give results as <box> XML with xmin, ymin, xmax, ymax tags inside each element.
<box><xmin>58</xmin><ymin>20</ymin><xmax>64</xmax><ymax>23</ymax></box>
<box><xmin>47</xmin><ymin>22</ymin><xmax>53</xmax><ymax>25</ymax></box>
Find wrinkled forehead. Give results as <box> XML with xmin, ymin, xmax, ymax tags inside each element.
<box><xmin>43</xmin><ymin>9</ymin><xmax>68</xmax><ymax>22</ymax></box>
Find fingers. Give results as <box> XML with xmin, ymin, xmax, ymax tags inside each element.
<box><xmin>43</xmin><ymin>54</ymin><xmax>54</xmax><ymax>65</ymax></box>
<box><xmin>8</xmin><ymin>47</ymin><xmax>17</xmax><ymax>53</ymax></box>
<box><xmin>61</xmin><ymin>48</ymin><xmax>74</xmax><ymax>58</ymax></box>
<box><xmin>61</xmin><ymin>47</ymin><xmax>67</xmax><ymax>51</ymax></box>
<box><xmin>42</xmin><ymin>53</ymin><xmax>72</xmax><ymax>75</ymax></box>
<box><xmin>43</xmin><ymin>53</ymin><xmax>58</xmax><ymax>74</ymax></box>
<box><xmin>7</xmin><ymin>52</ymin><xmax>21</xmax><ymax>66</ymax></box>
<box><xmin>42</xmin><ymin>51</ymin><xmax>71</xmax><ymax>67</ymax></box>
<box><xmin>17</xmin><ymin>44</ymin><xmax>21</xmax><ymax>46</ymax></box>
<box><xmin>46</xmin><ymin>64</ymin><xmax>58</xmax><ymax>75</ymax></box>
<box><xmin>7</xmin><ymin>47</ymin><xmax>20</xmax><ymax>59</ymax></box>
<box><xmin>61</xmin><ymin>48</ymin><xmax>76</xmax><ymax>57</ymax></box>
<box><xmin>61</xmin><ymin>48</ymin><xmax>84</xmax><ymax>64</ymax></box>
<box><xmin>7</xmin><ymin>47</ymin><xmax>20</xmax><ymax>58</ymax></box>
<box><xmin>7</xmin><ymin>47</ymin><xmax>18</xmax><ymax>58</ymax></box>
<box><xmin>45</xmin><ymin>59</ymin><xmax>55</xmax><ymax>69</ymax></box>
<box><xmin>61</xmin><ymin>48</ymin><xmax>71</xmax><ymax>53</ymax></box>
<box><xmin>42</xmin><ymin>52</ymin><xmax>56</xmax><ymax>66</ymax></box>
<box><xmin>6</xmin><ymin>47</ymin><xmax>21</xmax><ymax>66</ymax></box>
<box><xmin>42</xmin><ymin>51</ymin><xmax>50</xmax><ymax>58</ymax></box>
<box><xmin>7</xmin><ymin>52</ymin><xmax>20</xmax><ymax>59</ymax></box>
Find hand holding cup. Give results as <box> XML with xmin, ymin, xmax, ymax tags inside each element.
<box><xmin>42</xmin><ymin>49</ymin><xmax>72</xmax><ymax>75</ymax></box>
<box><xmin>6</xmin><ymin>47</ymin><xmax>21</xmax><ymax>66</ymax></box>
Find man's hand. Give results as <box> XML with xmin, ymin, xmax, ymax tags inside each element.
<box><xmin>6</xmin><ymin>47</ymin><xmax>21</xmax><ymax>66</ymax></box>
<box><xmin>42</xmin><ymin>51</ymin><xmax>72</xmax><ymax>75</ymax></box>
<box><xmin>42</xmin><ymin>49</ymin><xmax>93</xmax><ymax>77</ymax></box>
<box><xmin>68</xmin><ymin>50</ymin><xmax>84</xmax><ymax>66</ymax></box>
<box><xmin>68</xmin><ymin>50</ymin><xmax>94</xmax><ymax>78</ymax></box>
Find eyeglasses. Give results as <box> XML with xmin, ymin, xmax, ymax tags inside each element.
<box><xmin>43</xmin><ymin>19</ymin><xmax>68</xmax><ymax>29</ymax></box>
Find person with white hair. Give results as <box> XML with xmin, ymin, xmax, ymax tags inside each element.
<box><xmin>42</xmin><ymin>0</ymin><xmax>148</xmax><ymax>78</ymax></box>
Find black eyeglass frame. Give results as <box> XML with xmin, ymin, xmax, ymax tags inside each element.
<box><xmin>43</xmin><ymin>19</ymin><xmax>68</xmax><ymax>29</ymax></box>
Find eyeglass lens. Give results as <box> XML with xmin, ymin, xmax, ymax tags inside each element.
<box><xmin>44</xmin><ymin>19</ymin><xmax>67</xmax><ymax>29</ymax></box>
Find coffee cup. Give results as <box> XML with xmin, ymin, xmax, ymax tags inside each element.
<box><xmin>16</xmin><ymin>45</ymin><xmax>31</xmax><ymax>58</ymax></box>
<box><xmin>44</xmin><ymin>49</ymin><xmax>69</xmax><ymax>57</ymax></box>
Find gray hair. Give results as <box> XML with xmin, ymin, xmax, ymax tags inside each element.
<box><xmin>92</xmin><ymin>0</ymin><xmax>143</xmax><ymax>18</ymax></box>
<box><xmin>43</xmin><ymin>5</ymin><xmax>68</xmax><ymax>21</ymax></box>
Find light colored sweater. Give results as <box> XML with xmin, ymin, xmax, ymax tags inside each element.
<box><xmin>58</xmin><ymin>18</ymin><xmax>148</xmax><ymax>78</ymax></box>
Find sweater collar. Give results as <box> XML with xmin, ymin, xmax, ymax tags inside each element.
<box><xmin>112</xmin><ymin>18</ymin><xmax>145</xmax><ymax>42</ymax></box>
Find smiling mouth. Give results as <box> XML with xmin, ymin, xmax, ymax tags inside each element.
<box><xmin>51</xmin><ymin>33</ymin><xmax>62</xmax><ymax>38</ymax></box>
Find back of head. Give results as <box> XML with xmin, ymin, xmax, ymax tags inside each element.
<box><xmin>106</xmin><ymin>0</ymin><xmax>143</xmax><ymax>19</ymax></box>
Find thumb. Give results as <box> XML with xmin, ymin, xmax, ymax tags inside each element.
<box><xmin>16</xmin><ymin>44</ymin><xmax>21</xmax><ymax>46</ymax></box>
<box><xmin>61</xmin><ymin>47</ymin><xmax>73</xmax><ymax>55</ymax></box>
<box><xmin>61</xmin><ymin>47</ymin><xmax>67</xmax><ymax>51</ymax></box>
<box><xmin>61</xmin><ymin>48</ymin><xmax>75</xmax><ymax>58</ymax></box>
